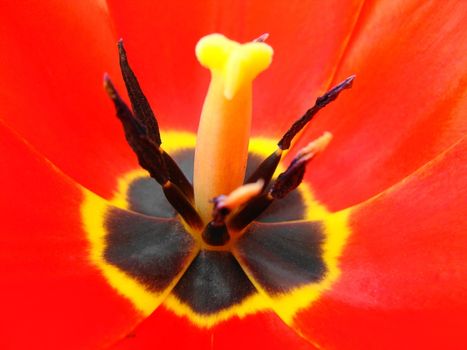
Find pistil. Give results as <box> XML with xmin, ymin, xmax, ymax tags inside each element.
<box><xmin>193</xmin><ymin>34</ymin><xmax>273</xmax><ymax>223</ymax></box>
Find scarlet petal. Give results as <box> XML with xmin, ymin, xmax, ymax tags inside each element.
<box><xmin>0</xmin><ymin>122</ymin><xmax>143</xmax><ymax>349</ymax></box>
<box><xmin>111</xmin><ymin>306</ymin><xmax>318</xmax><ymax>350</ymax></box>
<box><xmin>106</xmin><ymin>0</ymin><xmax>366</xmax><ymax>136</ymax></box>
<box><xmin>294</xmin><ymin>137</ymin><xmax>467</xmax><ymax>349</ymax></box>
<box><xmin>0</xmin><ymin>0</ymin><xmax>137</xmax><ymax>198</ymax></box>
<box><xmin>298</xmin><ymin>0</ymin><xmax>467</xmax><ymax>210</ymax></box>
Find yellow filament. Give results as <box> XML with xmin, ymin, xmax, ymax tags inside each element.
<box><xmin>193</xmin><ymin>34</ymin><xmax>273</xmax><ymax>223</ymax></box>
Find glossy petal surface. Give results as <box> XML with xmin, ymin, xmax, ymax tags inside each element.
<box><xmin>298</xmin><ymin>0</ymin><xmax>467</xmax><ymax>210</ymax></box>
<box><xmin>295</xmin><ymin>137</ymin><xmax>467</xmax><ymax>349</ymax></box>
<box><xmin>1</xmin><ymin>1</ymin><xmax>466</xmax><ymax>348</ymax></box>
<box><xmin>106</xmin><ymin>0</ymin><xmax>365</xmax><ymax>136</ymax></box>
<box><xmin>0</xmin><ymin>122</ymin><xmax>142</xmax><ymax>349</ymax></box>
<box><xmin>112</xmin><ymin>306</ymin><xmax>318</xmax><ymax>350</ymax></box>
<box><xmin>0</xmin><ymin>0</ymin><xmax>135</xmax><ymax>198</ymax></box>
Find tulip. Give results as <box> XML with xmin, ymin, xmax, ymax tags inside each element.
<box><xmin>0</xmin><ymin>1</ymin><xmax>466</xmax><ymax>349</ymax></box>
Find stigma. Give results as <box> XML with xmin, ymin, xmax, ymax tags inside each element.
<box><xmin>193</xmin><ymin>34</ymin><xmax>273</xmax><ymax>223</ymax></box>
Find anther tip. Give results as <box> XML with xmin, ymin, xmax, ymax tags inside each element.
<box><xmin>117</xmin><ymin>39</ymin><xmax>126</xmax><ymax>56</ymax></box>
<box><xmin>335</xmin><ymin>75</ymin><xmax>356</xmax><ymax>89</ymax></box>
<box><xmin>343</xmin><ymin>74</ymin><xmax>356</xmax><ymax>88</ymax></box>
<box><xmin>254</xmin><ymin>33</ymin><xmax>270</xmax><ymax>42</ymax></box>
<box><xmin>103</xmin><ymin>73</ymin><xmax>116</xmax><ymax>99</ymax></box>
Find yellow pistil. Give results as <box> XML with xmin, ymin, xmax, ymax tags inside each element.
<box><xmin>193</xmin><ymin>34</ymin><xmax>273</xmax><ymax>223</ymax></box>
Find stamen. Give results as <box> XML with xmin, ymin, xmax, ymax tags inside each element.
<box><xmin>270</xmin><ymin>153</ymin><xmax>310</xmax><ymax>199</ymax></box>
<box><xmin>201</xmin><ymin>180</ymin><xmax>264</xmax><ymax>246</ymax></box>
<box><xmin>278</xmin><ymin>75</ymin><xmax>355</xmax><ymax>150</ymax></box>
<box><xmin>103</xmin><ymin>73</ymin><xmax>146</xmax><ymax>137</ymax></box>
<box><xmin>246</xmin><ymin>77</ymin><xmax>354</xmax><ymax>187</ymax></box>
<box><xmin>272</xmin><ymin>132</ymin><xmax>332</xmax><ymax>199</ymax></box>
<box><xmin>117</xmin><ymin>40</ymin><xmax>194</xmax><ymax>200</ymax></box>
<box><xmin>104</xmin><ymin>74</ymin><xmax>202</xmax><ymax>229</ymax></box>
<box><xmin>118</xmin><ymin>40</ymin><xmax>161</xmax><ymax>146</ymax></box>
<box><xmin>104</xmin><ymin>74</ymin><xmax>168</xmax><ymax>184</ymax></box>
<box><xmin>229</xmin><ymin>133</ymin><xmax>332</xmax><ymax>231</ymax></box>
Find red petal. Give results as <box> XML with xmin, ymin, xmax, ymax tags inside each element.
<box><xmin>0</xmin><ymin>0</ymin><xmax>137</xmax><ymax>198</ymax></box>
<box><xmin>0</xmin><ymin>122</ymin><xmax>142</xmax><ymax>349</ymax></box>
<box><xmin>111</xmin><ymin>306</ymin><xmax>318</xmax><ymax>350</ymax></box>
<box><xmin>294</xmin><ymin>136</ymin><xmax>467</xmax><ymax>349</ymax></box>
<box><xmin>107</xmin><ymin>0</ymin><xmax>365</xmax><ymax>136</ymax></box>
<box><xmin>297</xmin><ymin>0</ymin><xmax>467</xmax><ymax>210</ymax></box>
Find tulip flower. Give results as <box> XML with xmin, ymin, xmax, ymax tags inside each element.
<box><xmin>1</xmin><ymin>1</ymin><xmax>466</xmax><ymax>350</ymax></box>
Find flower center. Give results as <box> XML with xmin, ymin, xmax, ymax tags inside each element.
<box><xmin>103</xmin><ymin>34</ymin><xmax>354</xmax><ymax>245</ymax></box>
<box><xmin>81</xmin><ymin>133</ymin><xmax>350</xmax><ymax>327</ymax></box>
<box><xmin>87</xmin><ymin>33</ymin><xmax>355</xmax><ymax>327</ymax></box>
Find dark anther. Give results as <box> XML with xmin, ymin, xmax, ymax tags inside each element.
<box><xmin>270</xmin><ymin>156</ymin><xmax>309</xmax><ymax>199</ymax></box>
<box><xmin>245</xmin><ymin>76</ymin><xmax>354</xmax><ymax>189</ymax></box>
<box><xmin>104</xmin><ymin>75</ymin><xmax>168</xmax><ymax>184</ymax></box>
<box><xmin>105</xmin><ymin>74</ymin><xmax>200</xmax><ymax>229</ymax></box>
<box><xmin>103</xmin><ymin>74</ymin><xmax>146</xmax><ymax>136</ymax></box>
<box><xmin>315</xmin><ymin>75</ymin><xmax>355</xmax><ymax>107</ymax></box>
<box><xmin>230</xmin><ymin>153</ymin><xmax>312</xmax><ymax>231</ymax></box>
<box><xmin>118</xmin><ymin>39</ymin><xmax>161</xmax><ymax>146</ymax></box>
<box><xmin>202</xmin><ymin>222</ymin><xmax>230</xmax><ymax>246</ymax></box>
<box><xmin>117</xmin><ymin>40</ymin><xmax>194</xmax><ymax>201</ymax></box>
<box><xmin>278</xmin><ymin>75</ymin><xmax>355</xmax><ymax>150</ymax></box>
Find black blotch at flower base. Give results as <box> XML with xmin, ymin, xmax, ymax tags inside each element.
<box><xmin>103</xmin><ymin>149</ymin><xmax>327</xmax><ymax>315</ymax></box>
